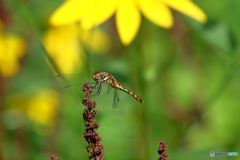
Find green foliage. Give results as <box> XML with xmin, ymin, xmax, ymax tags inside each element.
<box><xmin>1</xmin><ymin>0</ymin><xmax>240</xmax><ymax>160</ymax></box>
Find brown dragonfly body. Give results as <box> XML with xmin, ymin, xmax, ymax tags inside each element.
<box><xmin>92</xmin><ymin>72</ymin><xmax>143</xmax><ymax>103</ymax></box>
<box><xmin>53</xmin><ymin>71</ymin><xmax>143</xmax><ymax>108</ymax></box>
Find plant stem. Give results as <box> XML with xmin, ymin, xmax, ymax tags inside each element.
<box><xmin>18</xmin><ymin>0</ymin><xmax>60</xmax><ymax>74</ymax></box>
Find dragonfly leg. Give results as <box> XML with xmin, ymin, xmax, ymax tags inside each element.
<box><xmin>90</xmin><ymin>82</ymin><xmax>99</xmax><ymax>89</ymax></box>
<box><xmin>90</xmin><ymin>84</ymin><xmax>102</xmax><ymax>98</ymax></box>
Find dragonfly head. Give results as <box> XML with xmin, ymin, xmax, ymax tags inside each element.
<box><xmin>92</xmin><ymin>71</ymin><xmax>101</xmax><ymax>81</ymax></box>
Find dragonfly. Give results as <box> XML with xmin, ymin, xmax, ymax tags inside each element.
<box><xmin>53</xmin><ymin>71</ymin><xmax>143</xmax><ymax>108</ymax></box>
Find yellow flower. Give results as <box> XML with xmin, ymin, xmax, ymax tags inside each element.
<box><xmin>79</xmin><ymin>28</ymin><xmax>111</xmax><ymax>54</ymax></box>
<box><xmin>0</xmin><ymin>21</ymin><xmax>26</xmax><ymax>77</ymax></box>
<box><xmin>43</xmin><ymin>25</ymin><xmax>85</xmax><ymax>74</ymax></box>
<box><xmin>50</xmin><ymin>0</ymin><xmax>207</xmax><ymax>45</ymax></box>
<box><xmin>26</xmin><ymin>90</ymin><xmax>59</xmax><ymax>127</ymax></box>
<box><xmin>7</xmin><ymin>89</ymin><xmax>59</xmax><ymax>136</ymax></box>
<box><xmin>43</xmin><ymin>24</ymin><xmax>111</xmax><ymax>74</ymax></box>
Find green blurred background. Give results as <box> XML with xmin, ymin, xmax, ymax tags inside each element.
<box><xmin>0</xmin><ymin>0</ymin><xmax>240</xmax><ymax>160</ymax></box>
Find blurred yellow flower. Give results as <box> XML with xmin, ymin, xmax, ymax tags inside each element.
<box><xmin>50</xmin><ymin>0</ymin><xmax>207</xmax><ymax>45</ymax></box>
<box><xmin>0</xmin><ymin>20</ymin><xmax>26</xmax><ymax>77</ymax></box>
<box><xmin>43</xmin><ymin>25</ymin><xmax>85</xmax><ymax>74</ymax></box>
<box><xmin>7</xmin><ymin>89</ymin><xmax>59</xmax><ymax>136</ymax></box>
<box><xmin>79</xmin><ymin>28</ymin><xmax>111</xmax><ymax>54</ymax></box>
<box><xmin>43</xmin><ymin>24</ymin><xmax>111</xmax><ymax>73</ymax></box>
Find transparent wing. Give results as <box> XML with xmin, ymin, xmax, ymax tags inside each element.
<box><xmin>53</xmin><ymin>74</ymin><xmax>94</xmax><ymax>95</ymax></box>
<box><xmin>112</xmin><ymin>88</ymin><xmax>119</xmax><ymax>109</ymax></box>
<box><xmin>53</xmin><ymin>74</ymin><xmax>92</xmax><ymax>87</ymax></box>
<box><xmin>107</xmin><ymin>83</ymin><xmax>112</xmax><ymax>94</ymax></box>
<box><xmin>59</xmin><ymin>84</ymin><xmax>83</xmax><ymax>95</ymax></box>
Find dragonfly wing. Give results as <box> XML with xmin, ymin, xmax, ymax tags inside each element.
<box><xmin>53</xmin><ymin>74</ymin><xmax>94</xmax><ymax>95</ymax></box>
<box><xmin>59</xmin><ymin>84</ymin><xmax>86</xmax><ymax>95</ymax></box>
<box><xmin>112</xmin><ymin>88</ymin><xmax>119</xmax><ymax>109</ymax></box>
<box><xmin>53</xmin><ymin>74</ymin><xmax>90</xmax><ymax>87</ymax></box>
<box><xmin>107</xmin><ymin>83</ymin><xmax>112</xmax><ymax>94</ymax></box>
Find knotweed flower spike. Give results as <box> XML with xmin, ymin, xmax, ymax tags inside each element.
<box><xmin>82</xmin><ymin>82</ymin><xmax>105</xmax><ymax>160</ymax></box>
<box><xmin>49</xmin><ymin>155</ymin><xmax>62</xmax><ymax>160</ymax></box>
<box><xmin>158</xmin><ymin>140</ymin><xmax>169</xmax><ymax>160</ymax></box>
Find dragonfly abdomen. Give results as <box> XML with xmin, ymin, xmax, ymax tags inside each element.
<box><xmin>116</xmin><ymin>85</ymin><xmax>143</xmax><ymax>103</ymax></box>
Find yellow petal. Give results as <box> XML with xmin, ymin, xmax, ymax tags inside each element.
<box><xmin>0</xmin><ymin>33</ymin><xmax>26</xmax><ymax>77</ymax></box>
<box><xmin>49</xmin><ymin>0</ymin><xmax>84</xmax><ymax>26</ymax></box>
<box><xmin>116</xmin><ymin>0</ymin><xmax>141</xmax><ymax>45</ymax></box>
<box><xmin>80</xmin><ymin>18</ymin><xmax>95</xmax><ymax>30</ymax></box>
<box><xmin>78</xmin><ymin>28</ymin><xmax>111</xmax><ymax>54</ymax></box>
<box><xmin>81</xmin><ymin>0</ymin><xmax>118</xmax><ymax>30</ymax></box>
<box><xmin>163</xmin><ymin>0</ymin><xmax>207</xmax><ymax>23</ymax></box>
<box><xmin>138</xmin><ymin>0</ymin><xmax>173</xmax><ymax>28</ymax></box>
<box><xmin>27</xmin><ymin>89</ymin><xmax>59</xmax><ymax>127</ymax></box>
<box><xmin>43</xmin><ymin>25</ymin><xmax>86</xmax><ymax>73</ymax></box>
<box><xmin>94</xmin><ymin>0</ymin><xmax>118</xmax><ymax>25</ymax></box>
<box><xmin>4</xmin><ymin>34</ymin><xmax>26</xmax><ymax>58</ymax></box>
<box><xmin>0</xmin><ymin>61</ymin><xmax>19</xmax><ymax>77</ymax></box>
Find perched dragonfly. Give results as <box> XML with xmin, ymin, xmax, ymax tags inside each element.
<box><xmin>53</xmin><ymin>71</ymin><xmax>143</xmax><ymax>108</ymax></box>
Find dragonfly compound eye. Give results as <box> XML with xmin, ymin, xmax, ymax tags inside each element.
<box><xmin>92</xmin><ymin>71</ymin><xmax>100</xmax><ymax>81</ymax></box>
